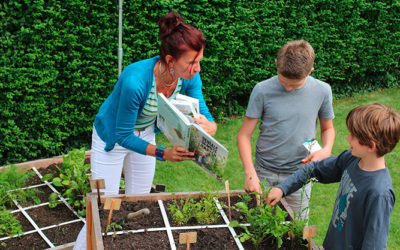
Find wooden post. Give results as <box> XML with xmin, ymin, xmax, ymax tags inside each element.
<box><xmin>225</xmin><ymin>180</ymin><xmax>231</xmax><ymax>221</ymax></box>
<box><xmin>104</xmin><ymin>198</ymin><xmax>122</xmax><ymax>235</ymax></box>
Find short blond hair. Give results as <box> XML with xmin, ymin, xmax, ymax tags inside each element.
<box><xmin>346</xmin><ymin>104</ymin><xmax>400</xmax><ymax>157</ymax></box>
<box><xmin>276</xmin><ymin>40</ymin><xmax>315</xmax><ymax>79</ymax></box>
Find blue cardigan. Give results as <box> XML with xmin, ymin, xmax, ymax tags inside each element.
<box><xmin>94</xmin><ymin>56</ymin><xmax>214</xmax><ymax>155</ymax></box>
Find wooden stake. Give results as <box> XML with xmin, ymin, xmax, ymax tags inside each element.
<box><xmin>303</xmin><ymin>225</ymin><xmax>317</xmax><ymax>250</ymax></box>
<box><xmin>104</xmin><ymin>198</ymin><xmax>121</xmax><ymax>236</ymax></box>
<box><xmin>225</xmin><ymin>180</ymin><xmax>231</xmax><ymax>221</ymax></box>
<box><xmin>179</xmin><ymin>232</ymin><xmax>197</xmax><ymax>250</ymax></box>
<box><xmin>90</xmin><ymin>179</ymin><xmax>105</xmax><ymax>204</ymax></box>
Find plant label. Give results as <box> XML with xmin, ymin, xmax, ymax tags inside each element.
<box><xmin>302</xmin><ymin>225</ymin><xmax>317</xmax><ymax>240</ymax></box>
<box><xmin>179</xmin><ymin>232</ymin><xmax>197</xmax><ymax>244</ymax></box>
<box><xmin>104</xmin><ymin>198</ymin><xmax>121</xmax><ymax>210</ymax></box>
<box><xmin>90</xmin><ymin>179</ymin><xmax>105</xmax><ymax>189</ymax></box>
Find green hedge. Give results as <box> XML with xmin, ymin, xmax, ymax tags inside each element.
<box><xmin>1</xmin><ymin>0</ymin><xmax>399</xmax><ymax>164</ymax></box>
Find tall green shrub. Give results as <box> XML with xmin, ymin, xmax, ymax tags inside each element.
<box><xmin>1</xmin><ymin>0</ymin><xmax>399</xmax><ymax>164</ymax></box>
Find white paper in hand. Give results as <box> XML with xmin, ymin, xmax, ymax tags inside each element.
<box><xmin>303</xmin><ymin>139</ymin><xmax>322</xmax><ymax>153</ymax></box>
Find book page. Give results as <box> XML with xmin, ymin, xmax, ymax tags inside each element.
<box><xmin>157</xmin><ymin>93</ymin><xmax>191</xmax><ymax>148</ymax></box>
<box><xmin>176</xmin><ymin>93</ymin><xmax>199</xmax><ymax>118</ymax></box>
<box><xmin>189</xmin><ymin>123</ymin><xmax>229</xmax><ymax>178</ymax></box>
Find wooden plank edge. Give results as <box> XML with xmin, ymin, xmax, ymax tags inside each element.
<box><xmin>88</xmin><ymin>193</ymin><xmax>104</xmax><ymax>250</ymax></box>
<box><xmin>0</xmin><ymin>151</ymin><xmax>91</xmax><ymax>172</ymax></box>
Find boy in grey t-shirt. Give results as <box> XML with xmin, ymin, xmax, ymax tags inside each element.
<box><xmin>267</xmin><ymin>104</ymin><xmax>399</xmax><ymax>249</ymax></box>
<box><xmin>237</xmin><ymin>40</ymin><xmax>335</xmax><ymax>220</ymax></box>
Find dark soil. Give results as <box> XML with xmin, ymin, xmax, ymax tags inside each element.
<box><xmin>42</xmin><ymin>221</ymin><xmax>85</xmax><ymax>246</ymax></box>
<box><xmin>173</xmin><ymin>228</ymin><xmax>237</xmax><ymax>250</ymax></box>
<box><xmin>99</xmin><ymin>200</ymin><xmax>165</xmax><ymax>230</ymax></box>
<box><xmin>29</xmin><ymin>203</ymin><xmax>80</xmax><ymax>228</ymax></box>
<box><xmin>0</xmin><ymin>233</ymin><xmax>48</xmax><ymax>250</ymax></box>
<box><xmin>103</xmin><ymin>230</ymin><xmax>170</xmax><ymax>249</ymax></box>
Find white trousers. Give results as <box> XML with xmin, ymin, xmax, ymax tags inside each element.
<box><xmin>73</xmin><ymin>125</ymin><xmax>156</xmax><ymax>250</ymax></box>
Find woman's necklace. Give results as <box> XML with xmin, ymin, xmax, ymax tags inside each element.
<box><xmin>158</xmin><ymin>61</ymin><xmax>176</xmax><ymax>88</ymax></box>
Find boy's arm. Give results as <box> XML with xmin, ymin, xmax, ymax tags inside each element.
<box><xmin>237</xmin><ymin>116</ymin><xmax>261</xmax><ymax>194</ymax></box>
<box><xmin>307</xmin><ymin>118</ymin><xmax>335</xmax><ymax>162</ymax></box>
<box><xmin>268</xmin><ymin>152</ymin><xmax>347</xmax><ymax>206</ymax></box>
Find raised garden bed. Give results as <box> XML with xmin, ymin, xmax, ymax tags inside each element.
<box><xmin>1</xmin><ymin>153</ymin><xmax>320</xmax><ymax>250</ymax></box>
<box><xmin>86</xmin><ymin>191</ymin><xmax>319</xmax><ymax>250</ymax></box>
<box><xmin>0</xmin><ymin>153</ymin><xmax>90</xmax><ymax>250</ymax></box>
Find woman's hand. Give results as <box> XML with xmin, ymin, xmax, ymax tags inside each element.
<box><xmin>164</xmin><ymin>146</ymin><xmax>195</xmax><ymax>162</ymax></box>
<box><xmin>193</xmin><ymin>114</ymin><xmax>217</xmax><ymax>136</ymax></box>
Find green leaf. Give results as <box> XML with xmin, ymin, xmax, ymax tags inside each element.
<box><xmin>41</xmin><ymin>173</ymin><xmax>54</xmax><ymax>182</ymax></box>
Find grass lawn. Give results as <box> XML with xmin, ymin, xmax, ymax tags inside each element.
<box><xmin>154</xmin><ymin>87</ymin><xmax>400</xmax><ymax>249</ymax></box>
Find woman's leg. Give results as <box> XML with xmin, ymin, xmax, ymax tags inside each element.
<box><xmin>90</xmin><ymin>128</ymin><xmax>127</xmax><ymax>195</ymax></box>
<box><xmin>124</xmin><ymin>125</ymin><xmax>156</xmax><ymax>194</ymax></box>
<box><xmin>74</xmin><ymin>128</ymin><xmax>128</xmax><ymax>250</ymax></box>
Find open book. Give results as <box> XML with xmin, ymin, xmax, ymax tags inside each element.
<box><xmin>157</xmin><ymin>93</ymin><xmax>228</xmax><ymax>179</ymax></box>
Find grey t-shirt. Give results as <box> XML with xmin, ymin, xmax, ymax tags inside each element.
<box><xmin>278</xmin><ymin>150</ymin><xmax>394</xmax><ymax>249</ymax></box>
<box><xmin>246</xmin><ymin>75</ymin><xmax>334</xmax><ymax>173</ymax></box>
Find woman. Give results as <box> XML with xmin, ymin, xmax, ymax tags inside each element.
<box><xmin>73</xmin><ymin>11</ymin><xmax>216</xmax><ymax>249</ymax></box>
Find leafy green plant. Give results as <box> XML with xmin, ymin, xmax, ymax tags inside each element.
<box><xmin>229</xmin><ymin>184</ymin><xmax>289</xmax><ymax>249</ymax></box>
<box><xmin>168</xmin><ymin>198</ymin><xmax>196</xmax><ymax>225</ymax></box>
<box><xmin>193</xmin><ymin>192</ymin><xmax>221</xmax><ymax>224</ymax></box>
<box><xmin>0</xmin><ymin>165</ymin><xmax>41</xmax><ymax>208</ymax></box>
<box><xmin>0</xmin><ymin>209</ymin><xmax>23</xmax><ymax>237</ymax></box>
<box><xmin>0</xmin><ymin>165</ymin><xmax>42</xmax><ymax>238</ymax></box>
<box><xmin>168</xmin><ymin>192</ymin><xmax>222</xmax><ymax>225</ymax></box>
<box><xmin>42</xmin><ymin>147</ymin><xmax>91</xmax><ymax>216</ymax></box>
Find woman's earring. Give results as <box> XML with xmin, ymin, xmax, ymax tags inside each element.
<box><xmin>169</xmin><ymin>68</ymin><xmax>174</xmax><ymax>75</ymax></box>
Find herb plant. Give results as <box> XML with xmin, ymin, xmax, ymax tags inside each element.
<box><xmin>0</xmin><ymin>165</ymin><xmax>42</xmax><ymax>238</ymax></box>
<box><xmin>42</xmin><ymin>147</ymin><xmax>91</xmax><ymax>216</ymax></box>
<box><xmin>168</xmin><ymin>198</ymin><xmax>195</xmax><ymax>225</ymax></box>
<box><xmin>168</xmin><ymin>192</ymin><xmax>222</xmax><ymax>225</ymax></box>
<box><xmin>0</xmin><ymin>209</ymin><xmax>23</xmax><ymax>237</ymax></box>
<box><xmin>0</xmin><ymin>165</ymin><xmax>41</xmax><ymax>208</ymax></box>
<box><xmin>229</xmin><ymin>183</ymin><xmax>291</xmax><ymax>249</ymax></box>
<box><xmin>193</xmin><ymin>192</ymin><xmax>221</xmax><ymax>224</ymax></box>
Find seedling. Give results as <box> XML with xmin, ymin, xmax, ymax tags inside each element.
<box><xmin>179</xmin><ymin>232</ymin><xmax>197</xmax><ymax>250</ymax></box>
<box><xmin>107</xmin><ymin>222</ymin><xmax>123</xmax><ymax>238</ymax></box>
